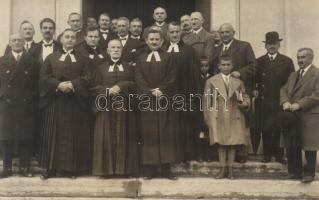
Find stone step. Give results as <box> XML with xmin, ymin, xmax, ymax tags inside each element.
<box><xmin>0</xmin><ymin>177</ymin><xmax>318</xmax><ymax>199</ymax></box>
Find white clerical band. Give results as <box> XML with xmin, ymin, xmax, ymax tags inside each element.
<box><xmin>59</xmin><ymin>50</ymin><xmax>76</xmax><ymax>62</ymax></box>
<box><xmin>108</xmin><ymin>63</ymin><xmax>124</xmax><ymax>72</ymax></box>
<box><xmin>167</xmin><ymin>44</ymin><xmax>179</xmax><ymax>53</ymax></box>
<box><xmin>146</xmin><ymin>51</ymin><xmax>161</xmax><ymax>62</ymax></box>
<box><xmin>89</xmin><ymin>54</ymin><xmax>104</xmax><ymax>59</ymax></box>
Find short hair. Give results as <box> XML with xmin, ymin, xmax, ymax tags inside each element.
<box><xmin>117</xmin><ymin>17</ymin><xmax>130</xmax><ymax>25</ymax></box>
<box><xmin>20</xmin><ymin>20</ymin><xmax>34</xmax><ymax>29</ymax></box>
<box><xmin>146</xmin><ymin>28</ymin><xmax>163</xmax><ymax>39</ymax></box>
<box><xmin>154</xmin><ymin>6</ymin><xmax>166</xmax><ymax>14</ymax></box>
<box><xmin>61</xmin><ymin>28</ymin><xmax>75</xmax><ymax>37</ymax></box>
<box><xmin>298</xmin><ymin>47</ymin><xmax>314</xmax><ymax>59</ymax></box>
<box><xmin>190</xmin><ymin>11</ymin><xmax>204</xmax><ymax>20</ymax></box>
<box><xmin>40</xmin><ymin>18</ymin><xmax>56</xmax><ymax>29</ymax></box>
<box><xmin>130</xmin><ymin>18</ymin><xmax>143</xmax><ymax>25</ymax></box>
<box><xmin>219</xmin><ymin>55</ymin><xmax>233</xmax><ymax>64</ymax></box>
<box><xmin>84</xmin><ymin>26</ymin><xmax>100</xmax><ymax>36</ymax></box>
<box><xmin>99</xmin><ymin>13</ymin><xmax>111</xmax><ymax>20</ymax></box>
<box><xmin>68</xmin><ymin>12</ymin><xmax>81</xmax><ymax>19</ymax></box>
<box><xmin>168</xmin><ymin>21</ymin><xmax>180</xmax><ymax>27</ymax></box>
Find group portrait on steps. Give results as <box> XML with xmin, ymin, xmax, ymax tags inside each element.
<box><xmin>0</xmin><ymin>6</ymin><xmax>319</xmax><ymax>184</ymax></box>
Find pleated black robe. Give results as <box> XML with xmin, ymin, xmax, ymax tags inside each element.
<box><xmin>39</xmin><ymin>50</ymin><xmax>91</xmax><ymax>173</ymax></box>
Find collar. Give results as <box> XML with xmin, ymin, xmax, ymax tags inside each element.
<box><xmin>301</xmin><ymin>64</ymin><xmax>312</xmax><ymax>74</ymax></box>
<box><xmin>25</xmin><ymin>40</ymin><xmax>33</xmax><ymax>45</ymax></box>
<box><xmin>223</xmin><ymin>39</ymin><xmax>234</xmax><ymax>49</ymax></box>
<box><xmin>146</xmin><ymin>51</ymin><xmax>161</xmax><ymax>62</ymax></box>
<box><xmin>201</xmin><ymin>73</ymin><xmax>210</xmax><ymax>78</ymax></box>
<box><xmin>193</xmin><ymin>27</ymin><xmax>203</xmax><ymax>34</ymax></box>
<box><xmin>155</xmin><ymin>22</ymin><xmax>165</xmax><ymax>27</ymax></box>
<box><xmin>110</xmin><ymin>58</ymin><xmax>120</xmax><ymax>63</ymax></box>
<box><xmin>119</xmin><ymin>34</ymin><xmax>129</xmax><ymax>40</ymax></box>
<box><xmin>221</xmin><ymin>73</ymin><xmax>231</xmax><ymax>79</ymax></box>
<box><xmin>268</xmin><ymin>53</ymin><xmax>278</xmax><ymax>60</ymax></box>
<box><xmin>11</xmin><ymin>50</ymin><xmax>23</xmax><ymax>60</ymax></box>
<box><xmin>131</xmin><ymin>35</ymin><xmax>140</xmax><ymax>40</ymax></box>
<box><xmin>100</xmin><ymin>29</ymin><xmax>109</xmax><ymax>33</ymax></box>
<box><xmin>42</xmin><ymin>40</ymin><xmax>54</xmax><ymax>46</ymax></box>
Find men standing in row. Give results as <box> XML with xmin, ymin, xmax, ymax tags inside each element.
<box><xmin>4</xmin><ymin>21</ymin><xmax>36</xmax><ymax>55</ymax></box>
<box><xmin>255</xmin><ymin>32</ymin><xmax>294</xmax><ymax>163</ymax></box>
<box><xmin>143</xmin><ymin>7</ymin><xmax>168</xmax><ymax>39</ymax></box>
<box><xmin>163</xmin><ymin>22</ymin><xmax>202</xmax><ymax>161</ymax></box>
<box><xmin>280</xmin><ymin>48</ymin><xmax>319</xmax><ymax>183</ymax></box>
<box><xmin>135</xmin><ymin>29</ymin><xmax>178</xmax><ymax>180</ymax></box>
<box><xmin>183</xmin><ymin>12</ymin><xmax>215</xmax><ymax>58</ymax></box>
<box><xmin>209</xmin><ymin>23</ymin><xmax>256</xmax><ymax>163</ymax></box>
<box><xmin>39</xmin><ymin>29</ymin><xmax>91</xmax><ymax>179</ymax></box>
<box><xmin>98</xmin><ymin>13</ymin><xmax>116</xmax><ymax>51</ymax></box>
<box><xmin>0</xmin><ymin>34</ymin><xmax>39</xmax><ymax>178</ymax></box>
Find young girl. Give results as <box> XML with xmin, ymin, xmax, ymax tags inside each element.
<box><xmin>203</xmin><ymin>55</ymin><xmax>250</xmax><ymax>179</ymax></box>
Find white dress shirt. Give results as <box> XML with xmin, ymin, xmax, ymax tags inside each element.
<box><xmin>12</xmin><ymin>50</ymin><xmax>23</xmax><ymax>61</ymax></box>
<box><xmin>119</xmin><ymin>34</ymin><xmax>129</xmax><ymax>46</ymax></box>
<box><xmin>42</xmin><ymin>40</ymin><xmax>54</xmax><ymax>61</ymax></box>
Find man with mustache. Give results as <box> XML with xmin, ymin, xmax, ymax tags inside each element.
<box><xmin>4</xmin><ymin>21</ymin><xmax>36</xmax><ymax>55</ymax></box>
<box><xmin>130</xmin><ymin>18</ymin><xmax>143</xmax><ymax>41</ymax></box>
<box><xmin>280</xmin><ymin>48</ymin><xmax>319</xmax><ymax>183</ymax></box>
<box><xmin>180</xmin><ymin>15</ymin><xmax>192</xmax><ymax>40</ymax></box>
<box><xmin>98</xmin><ymin>13</ymin><xmax>117</xmax><ymax>51</ymax></box>
<box><xmin>143</xmin><ymin>7</ymin><xmax>169</xmax><ymax>39</ymax></box>
<box><xmin>183</xmin><ymin>12</ymin><xmax>215</xmax><ymax>59</ymax></box>
<box><xmin>208</xmin><ymin>23</ymin><xmax>257</xmax><ymax>163</ymax></box>
<box><xmin>255</xmin><ymin>32</ymin><xmax>295</xmax><ymax>163</ymax></box>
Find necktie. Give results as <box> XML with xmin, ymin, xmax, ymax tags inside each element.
<box><xmin>25</xmin><ymin>43</ymin><xmax>30</xmax><ymax>52</ymax></box>
<box><xmin>223</xmin><ymin>46</ymin><xmax>228</xmax><ymax>52</ymax></box>
<box><xmin>44</xmin><ymin>43</ymin><xmax>53</xmax><ymax>47</ymax></box>
<box><xmin>294</xmin><ymin>69</ymin><xmax>305</xmax><ymax>87</ymax></box>
<box><xmin>270</xmin><ymin>55</ymin><xmax>274</xmax><ymax>61</ymax></box>
<box><xmin>16</xmin><ymin>54</ymin><xmax>21</xmax><ymax>62</ymax></box>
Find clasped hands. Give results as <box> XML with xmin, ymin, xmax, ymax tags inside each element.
<box><xmin>109</xmin><ymin>85</ymin><xmax>121</xmax><ymax>96</ymax></box>
<box><xmin>57</xmin><ymin>81</ymin><xmax>74</xmax><ymax>93</ymax></box>
<box><xmin>283</xmin><ymin>102</ymin><xmax>301</xmax><ymax>112</ymax></box>
<box><xmin>151</xmin><ymin>88</ymin><xmax>163</xmax><ymax>97</ymax></box>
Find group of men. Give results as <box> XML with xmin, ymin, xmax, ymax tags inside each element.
<box><xmin>0</xmin><ymin>6</ymin><xmax>318</xmax><ymax>183</ymax></box>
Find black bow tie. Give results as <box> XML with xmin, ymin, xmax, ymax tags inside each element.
<box><xmin>119</xmin><ymin>37</ymin><xmax>127</xmax><ymax>41</ymax></box>
<box><xmin>44</xmin><ymin>43</ymin><xmax>53</xmax><ymax>47</ymax></box>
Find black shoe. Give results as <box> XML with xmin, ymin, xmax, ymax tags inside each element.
<box><xmin>286</xmin><ymin>174</ymin><xmax>302</xmax><ymax>180</ymax></box>
<box><xmin>40</xmin><ymin>170</ymin><xmax>55</xmax><ymax>180</ymax></box>
<box><xmin>19</xmin><ymin>168</ymin><xmax>33</xmax><ymax>177</ymax></box>
<box><xmin>261</xmin><ymin>156</ymin><xmax>271</xmax><ymax>163</ymax></box>
<box><xmin>164</xmin><ymin>173</ymin><xmax>178</xmax><ymax>181</ymax></box>
<box><xmin>301</xmin><ymin>176</ymin><xmax>314</xmax><ymax>183</ymax></box>
<box><xmin>0</xmin><ymin>169</ymin><xmax>13</xmax><ymax>178</ymax></box>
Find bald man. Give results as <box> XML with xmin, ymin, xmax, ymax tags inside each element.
<box><xmin>0</xmin><ymin>34</ymin><xmax>39</xmax><ymax>178</ymax></box>
<box><xmin>4</xmin><ymin>21</ymin><xmax>36</xmax><ymax>55</ymax></box>
<box><xmin>143</xmin><ymin>7</ymin><xmax>169</xmax><ymax>39</ymax></box>
<box><xmin>208</xmin><ymin>23</ymin><xmax>257</xmax><ymax>163</ymax></box>
<box><xmin>183</xmin><ymin>11</ymin><xmax>215</xmax><ymax>58</ymax></box>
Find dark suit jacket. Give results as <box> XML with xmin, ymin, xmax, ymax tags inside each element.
<box><xmin>182</xmin><ymin>28</ymin><xmax>215</xmax><ymax>58</ymax></box>
<box><xmin>116</xmin><ymin>35</ymin><xmax>144</xmax><ymax>63</ymax></box>
<box><xmin>4</xmin><ymin>41</ymin><xmax>36</xmax><ymax>56</ymax></box>
<box><xmin>0</xmin><ymin>52</ymin><xmax>39</xmax><ymax>140</ymax></box>
<box><xmin>255</xmin><ymin>53</ymin><xmax>295</xmax><ymax>131</ymax></box>
<box><xmin>98</xmin><ymin>30</ymin><xmax>117</xmax><ymax>51</ymax></box>
<box><xmin>280</xmin><ymin>65</ymin><xmax>319</xmax><ymax>150</ymax></box>
<box><xmin>29</xmin><ymin>40</ymin><xmax>61</xmax><ymax>64</ymax></box>
<box><xmin>208</xmin><ymin>39</ymin><xmax>257</xmax><ymax>93</ymax></box>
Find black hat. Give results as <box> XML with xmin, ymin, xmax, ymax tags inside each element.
<box><xmin>275</xmin><ymin>111</ymin><xmax>299</xmax><ymax>130</ymax></box>
<box><xmin>263</xmin><ymin>31</ymin><xmax>283</xmax><ymax>44</ymax></box>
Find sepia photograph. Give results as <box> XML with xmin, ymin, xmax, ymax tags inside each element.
<box><xmin>0</xmin><ymin>0</ymin><xmax>319</xmax><ymax>199</ymax></box>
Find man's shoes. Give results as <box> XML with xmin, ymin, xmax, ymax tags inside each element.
<box><xmin>261</xmin><ymin>156</ymin><xmax>271</xmax><ymax>163</ymax></box>
<box><xmin>302</xmin><ymin>176</ymin><xmax>315</xmax><ymax>183</ymax></box>
<box><xmin>215</xmin><ymin>167</ymin><xmax>227</xmax><ymax>179</ymax></box>
<box><xmin>19</xmin><ymin>168</ymin><xmax>33</xmax><ymax>177</ymax></box>
<box><xmin>0</xmin><ymin>169</ymin><xmax>13</xmax><ymax>178</ymax></box>
<box><xmin>40</xmin><ymin>170</ymin><xmax>56</xmax><ymax>180</ymax></box>
<box><xmin>286</xmin><ymin>174</ymin><xmax>302</xmax><ymax>180</ymax></box>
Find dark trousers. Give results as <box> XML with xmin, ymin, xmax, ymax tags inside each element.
<box><xmin>304</xmin><ymin>151</ymin><xmax>317</xmax><ymax>177</ymax></box>
<box><xmin>262</xmin><ymin>130</ymin><xmax>283</xmax><ymax>157</ymax></box>
<box><xmin>1</xmin><ymin>140</ymin><xmax>32</xmax><ymax>171</ymax></box>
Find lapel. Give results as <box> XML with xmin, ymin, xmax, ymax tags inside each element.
<box><xmin>292</xmin><ymin>65</ymin><xmax>316</xmax><ymax>94</ymax></box>
<box><xmin>212</xmin><ymin>74</ymin><xmax>228</xmax><ymax>99</ymax></box>
<box><xmin>8</xmin><ymin>51</ymin><xmax>30</xmax><ymax>83</ymax></box>
<box><xmin>264</xmin><ymin>53</ymin><xmax>285</xmax><ymax>72</ymax></box>
<box><xmin>227</xmin><ymin>39</ymin><xmax>240</xmax><ymax>56</ymax></box>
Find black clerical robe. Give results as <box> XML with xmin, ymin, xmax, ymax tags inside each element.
<box><xmin>135</xmin><ymin>49</ymin><xmax>179</xmax><ymax>165</ymax></box>
<box><xmin>91</xmin><ymin>59</ymin><xmax>138</xmax><ymax>176</ymax></box>
<box><xmin>39</xmin><ymin>50</ymin><xmax>91</xmax><ymax>172</ymax></box>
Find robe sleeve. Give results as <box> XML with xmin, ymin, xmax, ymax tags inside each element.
<box><xmin>116</xmin><ymin>65</ymin><xmax>135</xmax><ymax>94</ymax></box>
<box><xmin>158</xmin><ymin>56</ymin><xmax>178</xmax><ymax>96</ymax></box>
<box><xmin>135</xmin><ymin>60</ymin><xmax>153</xmax><ymax>95</ymax></box>
<box><xmin>70</xmin><ymin>62</ymin><xmax>90</xmax><ymax>100</ymax></box>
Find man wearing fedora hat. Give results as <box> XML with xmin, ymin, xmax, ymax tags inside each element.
<box><xmin>255</xmin><ymin>31</ymin><xmax>295</xmax><ymax>163</ymax></box>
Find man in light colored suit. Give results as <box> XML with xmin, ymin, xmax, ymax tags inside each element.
<box><xmin>280</xmin><ymin>48</ymin><xmax>319</xmax><ymax>183</ymax></box>
<box><xmin>182</xmin><ymin>11</ymin><xmax>215</xmax><ymax>58</ymax></box>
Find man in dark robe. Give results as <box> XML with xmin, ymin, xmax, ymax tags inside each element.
<box><xmin>0</xmin><ymin>34</ymin><xmax>39</xmax><ymax>178</ymax></box>
<box><xmin>135</xmin><ymin>29</ymin><xmax>178</xmax><ymax>180</ymax></box>
<box><xmin>39</xmin><ymin>29</ymin><xmax>91</xmax><ymax>179</ymax></box>
<box><xmin>162</xmin><ymin>22</ymin><xmax>202</xmax><ymax>161</ymax></box>
<box><xmin>91</xmin><ymin>39</ymin><xmax>138</xmax><ymax>177</ymax></box>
